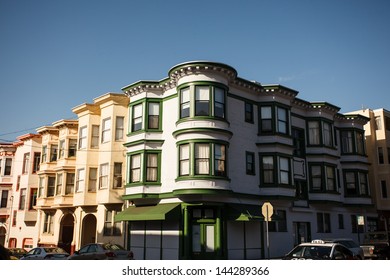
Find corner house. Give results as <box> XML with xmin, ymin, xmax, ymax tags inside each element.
<box><xmin>116</xmin><ymin>61</ymin><xmax>375</xmax><ymax>260</ymax></box>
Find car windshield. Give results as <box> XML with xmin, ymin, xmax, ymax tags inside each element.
<box><xmin>102</xmin><ymin>244</ymin><xmax>125</xmax><ymax>251</ymax></box>
<box><xmin>289</xmin><ymin>246</ymin><xmax>331</xmax><ymax>259</ymax></box>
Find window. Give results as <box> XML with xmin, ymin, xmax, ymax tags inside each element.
<box><xmin>295</xmin><ymin>180</ymin><xmax>308</xmax><ymax>200</ymax></box>
<box><xmin>47</xmin><ymin>176</ymin><xmax>55</xmax><ymax>197</ymax></box>
<box><xmin>245</xmin><ymin>102</ymin><xmax>254</xmax><ymax>123</ymax></box>
<box><xmin>260</xmin><ymin>106</ymin><xmax>272</xmax><ymax>133</ymax></box>
<box><xmin>180</xmin><ymin>88</ymin><xmax>190</xmax><ymax>118</ymax></box>
<box><xmin>195</xmin><ymin>143</ymin><xmax>210</xmax><ymax>175</ymax></box>
<box><xmin>325</xmin><ymin>166</ymin><xmax>336</xmax><ymax>191</ymax></box>
<box><xmin>68</xmin><ymin>139</ymin><xmax>77</xmax><ymax>157</ymax></box>
<box><xmin>113</xmin><ymin>163</ymin><xmax>122</xmax><ymax>188</ymax></box>
<box><xmin>0</xmin><ymin>190</ymin><xmax>8</xmax><ymax>208</ymax></box>
<box><xmin>132</xmin><ymin>104</ymin><xmax>143</xmax><ymax>132</ymax></box>
<box><xmin>214</xmin><ymin>144</ymin><xmax>226</xmax><ymax>176</ymax></box>
<box><xmin>179</xmin><ymin>84</ymin><xmax>226</xmax><ymax>119</ymax></box>
<box><xmin>375</xmin><ymin>116</ymin><xmax>382</xmax><ymax>130</ymax></box>
<box><xmin>33</xmin><ymin>152</ymin><xmax>41</xmax><ymax>173</ymax></box>
<box><xmin>148</xmin><ymin>103</ymin><xmax>160</xmax><ymax>129</ymax></box>
<box><xmin>104</xmin><ymin>209</ymin><xmax>121</xmax><ymax>236</ymax></box>
<box><xmin>340</xmin><ymin>129</ymin><xmax>365</xmax><ymax>155</ymax></box>
<box><xmin>91</xmin><ymin>125</ymin><xmax>99</xmax><ymax>148</ymax></box>
<box><xmin>76</xmin><ymin>169</ymin><xmax>85</xmax><ymax>192</ymax></box>
<box><xmin>29</xmin><ymin>188</ymin><xmax>37</xmax><ymax>210</ymax></box>
<box><xmin>79</xmin><ymin>126</ymin><xmax>87</xmax><ymax>149</ymax></box>
<box><xmin>309</xmin><ymin>164</ymin><xmax>337</xmax><ymax>192</ymax></box>
<box><xmin>338</xmin><ymin>214</ymin><xmax>344</xmax><ymax>229</ymax></box>
<box><xmin>43</xmin><ymin>212</ymin><xmax>54</xmax><ymax>234</ymax></box>
<box><xmin>323</xmin><ymin>122</ymin><xmax>332</xmax><ymax>146</ymax></box>
<box><xmin>317</xmin><ymin>212</ymin><xmax>331</xmax><ymax>233</ymax></box>
<box><xmin>246</xmin><ymin>152</ymin><xmax>255</xmax><ymax>175</ymax></box>
<box><xmin>16</xmin><ymin>175</ymin><xmax>20</xmax><ymax>191</ymax></box>
<box><xmin>12</xmin><ymin>211</ymin><xmax>17</xmax><ymax>226</ymax></box>
<box><xmin>311</xmin><ymin>166</ymin><xmax>322</xmax><ymax>191</ymax></box>
<box><xmin>292</xmin><ymin>128</ymin><xmax>305</xmax><ymax>157</ymax></box>
<box><xmin>344</xmin><ymin>170</ymin><xmax>369</xmax><ymax>196</ymax></box>
<box><xmin>56</xmin><ymin>173</ymin><xmax>63</xmax><ymax>195</ymax></box>
<box><xmin>279</xmin><ymin>157</ymin><xmax>290</xmax><ymax>184</ymax></box>
<box><xmin>4</xmin><ymin>158</ymin><xmax>12</xmax><ymax>176</ymax></box>
<box><xmin>378</xmin><ymin>147</ymin><xmax>384</xmax><ymax>164</ymax></box>
<box><xmin>22</xmin><ymin>153</ymin><xmax>30</xmax><ymax>174</ymax></box>
<box><xmin>179</xmin><ymin>144</ymin><xmax>190</xmax><ymax>176</ymax></box>
<box><xmin>58</xmin><ymin>140</ymin><xmax>65</xmax><ymax>159</ymax></box>
<box><xmin>260</xmin><ymin>155</ymin><xmax>291</xmax><ymax>185</ymax></box>
<box><xmin>50</xmin><ymin>145</ymin><xmax>58</xmax><ymax>162</ymax></box>
<box><xmin>214</xmin><ymin>87</ymin><xmax>225</xmax><ymax>118</ymax></box>
<box><xmin>115</xmin><ymin>116</ymin><xmax>124</xmax><ymax>140</ymax></box>
<box><xmin>130</xmin><ymin>154</ymin><xmax>141</xmax><ymax>183</ymax></box>
<box><xmin>277</xmin><ymin>107</ymin><xmax>287</xmax><ymax>134</ymax></box>
<box><xmin>88</xmin><ymin>168</ymin><xmax>97</xmax><ymax>192</ymax></box>
<box><xmin>195</xmin><ymin>86</ymin><xmax>210</xmax><ymax>116</ymax></box>
<box><xmin>65</xmin><ymin>173</ymin><xmax>75</xmax><ymax>194</ymax></box>
<box><xmin>99</xmin><ymin>163</ymin><xmax>109</xmax><ymax>189</ymax></box>
<box><xmin>308</xmin><ymin>121</ymin><xmax>320</xmax><ymax>145</ymax></box>
<box><xmin>101</xmin><ymin>118</ymin><xmax>111</xmax><ymax>143</ymax></box>
<box><xmin>146</xmin><ymin>154</ymin><xmax>158</xmax><ymax>182</ymax></box>
<box><xmin>381</xmin><ymin>180</ymin><xmax>388</xmax><ymax>198</ymax></box>
<box><xmin>41</xmin><ymin>145</ymin><xmax>47</xmax><ymax>163</ymax></box>
<box><xmin>38</xmin><ymin>177</ymin><xmax>44</xmax><ymax>198</ymax></box>
<box><xmin>261</xmin><ymin>156</ymin><xmax>274</xmax><ymax>184</ymax></box>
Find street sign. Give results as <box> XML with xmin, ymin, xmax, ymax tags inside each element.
<box><xmin>262</xmin><ymin>202</ymin><xmax>273</xmax><ymax>222</ymax></box>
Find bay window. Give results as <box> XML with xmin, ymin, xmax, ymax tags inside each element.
<box><xmin>259</xmin><ymin>105</ymin><xmax>290</xmax><ymax>135</ymax></box>
<box><xmin>127</xmin><ymin>151</ymin><xmax>161</xmax><ymax>185</ymax></box>
<box><xmin>307</xmin><ymin>120</ymin><xmax>334</xmax><ymax>147</ymax></box>
<box><xmin>178</xmin><ymin>142</ymin><xmax>227</xmax><ymax>178</ymax></box>
<box><xmin>178</xmin><ymin>83</ymin><xmax>227</xmax><ymax>120</ymax></box>
<box><xmin>260</xmin><ymin>154</ymin><xmax>291</xmax><ymax>186</ymax></box>
<box><xmin>340</xmin><ymin>129</ymin><xmax>366</xmax><ymax>155</ymax></box>
<box><xmin>344</xmin><ymin>170</ymin><xmax>369</xmax><ymax>196</ymax></box>
<box><xmin>309</xmin><ymin>163</ymin><xmax>337</xmax><ymax>192</ymax></box>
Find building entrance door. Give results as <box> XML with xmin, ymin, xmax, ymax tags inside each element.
<box><xmin>293</xmin><ymin>222</ymin><xmax>311</xmax><ymax>245</ymax></box>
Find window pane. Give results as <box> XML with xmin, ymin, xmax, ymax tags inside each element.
<box><xmin>195</xmin><ymin>144</ymin><xmax>209</xmax><ymax>174</ymax></box>
<box><xmin>146</xmin><ymin>154</ymin><xmax>158</xmax><ymax>182</ymax></box>
<box><xmin>102</xmin><ymin>118</ymin><xmax>111</xmax><ymax>142</ymax></box>
<box><xmin>195</xmin><ymin>86</ymin><xmax>210</xmax><ymax>116</ymax></box>
<box><xmin>262</xmin><ymin>156</ymin><xmax>274</xmax><ymax>183</ymax></box>
<box><xmin>214</xmin><ymin>88</ymin><xmax>225</xmax><ymax>118</ymax></box>
<box><xmin>131</xmin><ymin>154</ymin><xmax>141</xmax><ymax>182</ymax></box>
<box><xmin>279</xmin><ymin>157</ymin><xmax>289</xmax><ymax>184</ymax></box>
<box><xmin>115</xmin><ymin>116</ymin><xmax>124</xmax><ymax>140</ymax></box>
<box><xmin>214</xmin><ymin>144</ymin><xmax>226</xmax><ymax>176</ymax></box>
<box><xmin>148</xmin><ymin>103</ymin><xmax>160</xmax><ymax>129</ymax></box>
<box><xmin>277</xmin><ymin>107</ymin><xmax>287</xmax><ymax>134</ymax></box>
<box><xmin>309</xmin><ymin>121</ymin><xmax>320</xmax><ymax>145</ymax></box>
<box><xmin>132</xmin><ymin>104</ymin><xmax>143</xmax><ymax>131</ymax></box>
<box><xmin>91</xmin><ymin>125</ymin><xmax>100</xmax><ymax>148</ymax></box>
<box><xmin>180</xmin><ymin>145</ymin><xmax>190</xmax><ymax>176</ymax></box>
<box><xmin>180</xmin><ymin>88</ymin><xmax>190</xmax><ymax>118</ymax></box>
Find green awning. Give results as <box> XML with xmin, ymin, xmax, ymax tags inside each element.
<box><xmin>115</xmin><ymin>203</ymin><xmax>181</xmax><ymax>222</ymax></box>
<box><xmin>228</xmin><ymin>204</ymin><xmax>265</xmax><ymax>221</ymax></box>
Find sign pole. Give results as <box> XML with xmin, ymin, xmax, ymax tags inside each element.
<box><xmin>266</xmin><ymin>206</ymin><xmax>270</xmax><ymax>259</ymax></box>
<box><xmin>262</xmin><ymin>202</ymin><xmax>273</xmax><ymax>259</ymax></box>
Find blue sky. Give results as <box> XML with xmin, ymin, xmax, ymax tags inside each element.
<box><xmin>1</xmin><ymin>0</ymin><xmax>389</xmax><ymax>141</ymax></box>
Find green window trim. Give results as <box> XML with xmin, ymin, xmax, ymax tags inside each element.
<box><xmin>177</xmin><ymin>140</ymin><xmax>229</xmax><ymax>180</ymax></box>
<box><xmin>126</xmin><ymin>150</ymin><xmax>162</xmax><ymax>186</ymax></box>
<box><xmin>128</xmin><ymin>99</ymin><xmax>163</xmax><ymax>135</ymax></box>
<box><xmin>177</xmin><ymin>82</ymin><xmax>228</xmax><ymax>122</ymax></box>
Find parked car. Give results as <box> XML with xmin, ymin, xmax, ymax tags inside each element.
<box><xmin>360</xmin><ymin>231</ymin><xmax>390</xmax><ymax>259</ymax></box>
<box><xmin>68</xmin><ymin>243</ymin><xmax>134</xmax><ymax>260</ymax></box>
<box><xmin>283</xmin><ymin>240</ymin><xmax>356</xmax><ymax>260</ymax></box>
<box><xmin>8</xmin><ymin>248</ymin><xmax>28</xmax><ymax>260</ymax></box>
<box><xmin>320</xmin><ymin>238</ymin><xmax>364</xmax><ymax>259</ymax></box>
<box><xmin>20</xmin><ymin>247</ymin><xmax>69</xmax><ymax>260</ymax></box>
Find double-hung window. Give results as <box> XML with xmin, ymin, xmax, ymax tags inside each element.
<box><xmin>245</xmin><ymin>102</ymin><xmax>254</xmax><ymax>123</ymax></box>
<box><xmin>344</xmin><ymin>170</ymin><xmax>369</xmax><ymax>196</ymax></box>
<box><xmin>308</xmin><ymin>121</ymin><xmax>320</xmax><ymax>145</ymax></box>
<box><xmin>22</xmin><ymin>153</ymin><xmax>30</xmax><ymax>174</ymax></box>
<box><xmin>91</xmin><ymin>125</ymin><xmax>100</xmax><ymax>148</ymax></box>
<box><xmin>47</xmin><ymin>176</ymin><xmax>55</xmax><ymax>197</ymax></box>
<box><xmin>340</xmin><ymin>129</ymin><xmax>366</xmax><ymax>155</ymax></box>
<box><xmin>50</xmin><ymin>145</ymin><xmax>58</xmax><ymax>162</ymax></box>
<box><xmin>180</xmin><ymin>88</ymin><xmax>190</xmax><ymax>118</ymax></box>
<box><xmin>259</xmin><ymin>105</ymin><xmax>290</xmax><ymax>135</ymax></box>
<box><xmin>148</xmin><ymin>103</ymin><xmax>160</xmax><ymax>129</ymax></box>
<box><xmin>127</xmin><ymin>151</ymin><xmax>161</xmax><ymax>184</ymax></box>
<box><xmin>76</xmin><ymin>168</ymin><xmax>85</xmax><ymax>192</ymax></box>
<box><xmin>260</xmin><ymin>155</ymin><xmax>291</xmax><ymax>185</ymax></box>
<box><xmin>99</xmin><ymin>163</ymin><xmax>109</xmax><ymax>189</ymax></box>
<box><xmin>58</xmin><ymin>140</ymin><xmax>65</xmax><ymax>159</ymax></box>
<box><xmin>113</xmin><ymin>163</ymin><xmax>122</xmax><ymax>188</ymax></box>
<box><xmin>195</xmin><ymin>86</ymin><xmax>210</xmax><ymax>116</ymax></box>
<box><xmin>309</xmin><ymin>164</ymin><xmax>337</xmax><ymax>192</ymax></box>
<box><xmin>260</xmin><ymin>106</ymin><xmax>273</xmax><ymax>133</ymax></box>
<box><xmin>101</xmin><ymin>118</ymin><xmax>111</xmax><ymax>143</ymax></box>
<box><xmin>179</xmin><ymin>144</ymin><xmax>190</xmax><ymax>176</ymax></box>
<box><xmin>195</xmin><ymin>143</ymin><xmax>210</xmax><ymax>175</ymax></box>
<box><xmin>129</xmin><ymin>154</ymin><xmax>141</xmax><ymax>183</ymax></box>
<box><xmin>308</xmin><ymin>120</ymin><xmax>334</xmax><ymax>147</ymax></box>
<box><xmin>115</xmin><ymin>116</ymin><xmax>124</xmax><ymax>141</ymax></box>
<box><xmin>4</xmin><ymin>158</ymin><xmax>12</xmax><ymax>176</ymax></box>
<box><xmin>78</xmin><ymin>126</ymin><xmax>87</xmax><ymax>149</ymax></box>
<box><xmin>65</xmin><ymin>173</ymin><xmax>75</xmax><ymax>194</ymax></box>
<box><xmin>56</xmin><ymin>173</ymin><xmax>63</xmax><ymax>195</ymax></box>
<box><xmin>132</xmin><ymin>104</ymin><xmax>143</xmax><ymax>132</ymax></box>
<box><xmin>246</xmin><ymin>152</ymin><xmax>255</xmax><ymax>175</ymax></box>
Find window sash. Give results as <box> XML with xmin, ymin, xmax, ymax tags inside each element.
<box><xmin>65</xmin><ymin>173</ymin><xmax>75</xmax><ymax>194</ymax></box>
<box><xmin>88</xmin><ymin>168</ymin><xmax>97</xmax><ymax>192</ymax></box>
<box><xmin>99</xmin><ymin>163</ymin><xmax>109</xmax><ymax>189</ymax></box>
<box><xmin>146</xmin><ymin>154</ymin><xmax>158</xmax><ymax>182</ymax></box>
<box><xmin>260</xmin><ymin>107</ymin><xmax>272</xmax><ymax>132</ymax></box>
<box><xmin>195</xmin><ymin>144</ymin><xmax>210</xmax><ymax>175</ymax></box>
<box><xmin>130</xmin><ymin>154</ymin><xmax>141</xmax><ymax>182</ymax></box>
<box><xmin>47</xmin><ymin>176</ymin><xmax>56</xmax><ymax>197</ymax></box>
<box><xmin>79</xmin><ymin>127</ymin><xmax>87</xmax><ymax>149</ymax></box>
<box><xmin>214</xmin><ymin>144</ymin><xmax>226</xmax><ymax>176</ymax></box>
<box><xmin>148</xmin><ymin>103</ymin><xmax>160</xmax><ymax>129</ymax></box>
<box><xmin>180</xmin><ymin>88</ymin><xmax>190</xmax><ymax>118</ymax></box>
<box><xmin>115</xmin><ymin>116</ymin><xmax>124</xmax><ymax>140</ymax></box>
<box><xmin>102</xmin><ymin>118</ymin><xmax>111</xmax><ymax>143</ymax></box>
<box><xmin>311</xmin><ymin>166</ymin><xmax>322</xmax><ymax>190</ymax></box>
<box><xmin>195</xmin><ymin>86</ymin><xmax>210</xmax><ymax>116</ymax></box>
<box><xmin>308</xmin><ymin>121</ymin><xmax>320</xmax><ymax>145</ymax></box>
<box><xmin>277</xmin><ymin>107</ymin><xmax>287</xmax><ymax>134</ymax></box>
<box><xmin>341</xmin><ymin>131</ymin><xmax>353</xmax><ymax>153</ymax></box>
<box><xmin>56</xmin><ymin>173</ymin><xmax>63</xmax><ymax>195</ymax></box>
<box><xmin>91</xmin><ymin>125</ymin><xmax>100</xmax><ymax>148</ymax></box>
<box><xmin>113</xmin><ymin>163</ymin><xmax>122</xmax><ymax>188</ymax></box>
<box><xmin>214</xmin><ymin>88</ymin><xmax>225</xmax><ymax>118</ymax></box>
<box><xmin>262</xmin><ymin>156</ymin><xmax>274</xmax><ymax>184</ymax></box>
<box><xmin>76</xmin><ymin>169</ymin><xmax>85</xmax><ymax>192</ymax></box>
<box><xmin>180</xmin><ymin>144</ymin><xmax>190</xmax><ymax>176</ymax></box>
<box><xmin>245</xmin><ymin>102</ymin><xmax>253</xmax><ymax>122</ymax></box>
<box><xmin>279</xmin><ymin>157</ymin><xmax>290</xmax><ymax>184</ymax></box>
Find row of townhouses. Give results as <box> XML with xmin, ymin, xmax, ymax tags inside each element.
<box><xmin>0</xmin><ymin>61</ymin><xmax>389</xmax><ymax>259</ymax></box>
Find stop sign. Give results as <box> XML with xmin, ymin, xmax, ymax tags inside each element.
<box><xmin>262</xmin><ymin>202</ymin><xmax>273</xmax><ymax>222</ymax></box>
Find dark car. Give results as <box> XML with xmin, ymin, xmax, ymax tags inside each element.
<box><xmin>68</xmin><ymin>243</ymin><xmax>134</xmax><ymax>260</ymax></box>
<box><xmin>283</xmin><ymin>240</ymin><xmax>356</xmax><ymax>260</ymax></box>
<box><xmin>360</xmin><ymin>231</ymin><xmax>390</xmax><ymax>259</ymax></box>
<box><xmin>20</xmin><ymin>247</ymin><xmax>69</xmax><ymax>260</ymax></box>
<box><xmin>8</xmin><ymin>248</ymin><xmax>28</xmax><ymax>259</ymax></box>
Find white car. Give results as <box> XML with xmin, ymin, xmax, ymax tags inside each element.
<box><xmin>283</xmin><ymin>240</ymin><xmax>356</xmax><ymax>260</ymax></box>
<box><xmin>320</xmin><ymin>238</ymin><xmax>364</xmax><ymax>259</ymax></box>
<box><xmin>20</xmin><ymin>247</ymin><xmax>69</xmax><ymax>260</ymax></box>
